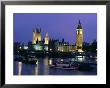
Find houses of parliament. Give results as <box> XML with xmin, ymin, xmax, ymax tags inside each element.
<box><xmin>32</xmin><ymin>20</ymin><xmax>83</xmax><ymax>52</ymax></box>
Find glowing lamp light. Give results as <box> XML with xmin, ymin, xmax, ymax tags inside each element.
<box><xmin>49</xmin><ymin>59</ymin><xmax>52</xmax><ymax>65</ymax></box>
<box><xmin>24</xmin><ymin>46</ymin><xmax>28</xmax><ymax>50</ymax></box>
<box><xmin>19</xmin><ymin>47</ymin><xmax>21</xmax><ymax>49</ymax></box>
<box><xmin>36</xmin><ymin>60</ymin><xmax>38</xmax><ymax>65</ymax></box>
<box><xmin>61</xmin><ymin>59</ymin><xmax>63</xmax><ymax>62</ymax></box>
<box><xmin>50</xmin><ymin>49</ymin><xmax>52</xmax><ymax>51</ymax></box>
<box><xmin>78</xmin><ymin>58</ymin><xmax>83</xmax><ymax>62</ymax></box>
<box><xmin>78</xmin><ymin>49</ymin><xmax>83</xmax><ymax>52</ymax></box>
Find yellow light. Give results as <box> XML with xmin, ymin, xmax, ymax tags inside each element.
<box><xmin>49</xmin><ymin>59</ymin><xmax>52</xmax><ymax>65</ymax></box>
<box><xmin>80</xmin><ymin>31</ymin><xmax>82</xmax><ymax>34</ymax></box>
<box><xmin>50</xmin><ymin>49</ymin><xmax>52</xmax><ymax>51</ymax></box>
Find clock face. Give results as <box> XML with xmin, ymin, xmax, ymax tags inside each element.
<box><xmin>77</xmin><ymin>30</ymin><xmax>82</xmax><ymax>34</ymax></box>
<box><xmin>80</xmin><ymin>31</ymin><xmax>82</xmax><ymax>34</ymax></box>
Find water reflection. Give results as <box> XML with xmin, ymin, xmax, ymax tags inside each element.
<box><xmin>18</xmin><ymin>62</ymin><xmax>22</xmax><ymax>75</ymax></box>
<box><xmin>14</xmin><ymin>57</ymin><xmax>97</xmax><ymax>75</ymax></box>
<box><xmin>44</xmin><ymin>57</ymin><xmax>49</xmax><ymax>75</ymax></box>
<box><xmin>34</xmin><ymin>65</ymin><xmax>38</xmax><ymax>75</ymax></box>
<box><xmin>33</xmin><ymin>60</ymin><xmax>39</xmax><ymax>75</ymax></box>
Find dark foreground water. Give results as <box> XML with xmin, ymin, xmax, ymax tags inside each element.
<box><xmin>14</xmin><ymin>57</ymin><xmax>97</xmax><ymax>75</ymax></box>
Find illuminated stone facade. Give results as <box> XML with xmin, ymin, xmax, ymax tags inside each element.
<box><xmin>57</xmin><ymin>43</ymin><xmax>75</xmax><ymax>52</ymax></box>
<box><xmin>31</xmin><ymin>20</ymin><xmax>84</xmax><ymax>52</ymax></box>
<box><xmin>32</xmin><ymin>28</ymin><xmax>41</xmax><ymax>44</ymax></box>
<box><xmin>76</xmin><ymin>20</ymin><xmax>83</xmax><ymax>50</ymax></box>
<box><xmin>44</xmin><ymin>32</ymin><xmax>49</xmax><ymax>44</ymax></box>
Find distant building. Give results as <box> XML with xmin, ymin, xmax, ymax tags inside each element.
<box><xmin>32</xmin><ymin>28</ymin><xmax>41</xmax><ymax>44</ymax></box>
<box><xmin>31</xmin><ymin>28</ymin><xmax>49</xmax><ymax>51</ymax></box>
<box><xmin>76</xmin><ymin>20</ymin><xmax>83</xmax><ymax>51</ymax></box>
<box><xmin>48</xmin><ymin>39</ymin><xmax>58</xmax><ymax>52</ymax></box>
<box><xmin>44</xmin><ymin>32</ymin><xmax>49</xmax><ymax>44</ymax></box>
<box><xmin>33</xmin><ymin>42</ymin><xmax>43</xmax><ymax>51</ymax></box>
<box><xmin>15</xmin><ymin>21</ymin><xmax>97</xmax><ymax>54</ymax></box>
<box><xmin>48</xmin><ymin>39</ymin><xmax>75</xmax><ymax>52</ymax></box>
<box><xmin>31</xmin><ymin>20</ymin><xmax>84</xmax><ymax>52</ymax></box>
<box><xmin>57</xmin><ymin>42</ymin><xmax>75</xmax><ymax>52</ymax></box>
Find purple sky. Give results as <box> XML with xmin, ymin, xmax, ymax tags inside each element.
<box><xmin>14</xmin><ymin>13</ymin><xmax>97</xmax><ymax>44</ymax></box>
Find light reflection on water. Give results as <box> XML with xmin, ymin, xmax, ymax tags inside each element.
<box><xmin>14</xmin><ymin>57</ymin><xmax>97</xmax><ymax>75</ymax></box>
<box><xmin>18</xmin><ymin>62</ymin><xmax>22</xmax><ymax>75</ymax></box>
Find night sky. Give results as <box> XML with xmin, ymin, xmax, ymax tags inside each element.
<box><xmin>14</xmin><ymin>13</ymin><xmax>97</xmax><ymax>44</ymax></box>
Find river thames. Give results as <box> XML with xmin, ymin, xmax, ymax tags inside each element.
<box><xmin>13</xmin><ymin>57</ymin><xmax>97</xmax><ymax>75</ymax></box>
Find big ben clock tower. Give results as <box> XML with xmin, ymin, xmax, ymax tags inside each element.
<box><xmin>76</xmin><ymin>20</ymin><xmax>83</xmax><ymax>51</ymax></box>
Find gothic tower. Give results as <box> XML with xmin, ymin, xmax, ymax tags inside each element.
<box><xmin>76</xmin><ymin>20</ymin><xmax>83</xmax><ymax>51</ymax></box>
<box><xmin>36</xmin><ymin>28</ymin><xmax>41</xmax><ymax>42</ymax></box>
<box><xmin>44</xmin><ymin>32</ymin><xmax>49</xmax><ymax>44</ymax></box>
<box><xmin>32</xmin><ymin>28</ymin><xmax>41</xmax><ymax>44</ymax></box>
<box><xmin>32</xmin><ymin>29</ymin><xmax>36</xmax><ymax>44</ymax></box>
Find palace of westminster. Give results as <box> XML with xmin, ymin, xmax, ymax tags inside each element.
<box><xmin>31</xmin><ymin>20</ymin><xmax>83</xmax><ymax>52</ymax></box>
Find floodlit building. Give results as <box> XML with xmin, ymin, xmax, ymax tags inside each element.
<box><xmin>31</xmin><ymin>20</ymin><xmax>84</xmax><ymax>52</ymax></box>
<box><xmin>32</xmin><ymin>28</ymin><xmax>49</xmax><ymax>51</ymax></box>
<box><xmin>57</xmin><ymin>42</ymin><xmax>75</xmax><ymax>52</ymax></box>
<box><xmin>44</xmin><ymin>32</ymin><xmax>49</xmax><ymax>44</ymax></box>
<box><xmin>32</xmin><ymin>28</ymin><xmax>41</xmax><ymax>44</ymax></box>
<box><xmin>76</xmin><ymin>20</ymin><xmax>83</xmax><ymax>51</ymax></box>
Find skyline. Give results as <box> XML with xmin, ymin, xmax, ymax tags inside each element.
<box><xmin>14</xmin><ymin>13</ymin><xmax>97</xmax><ymax>44</ymax></box>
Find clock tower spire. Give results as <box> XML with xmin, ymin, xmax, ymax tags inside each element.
<box><xmin>76</xmin><ymin>20</ymin><xmax>83</xmax><ymax>51</ymax></box>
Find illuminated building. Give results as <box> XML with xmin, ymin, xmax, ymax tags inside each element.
<box><xmin>33</xmin><ymin>43</ymin><xmax>43</xmax><ymax>51</ymax></box>
<box><xmin>57</xmin><ymin>43</ymin><xmax>75</xmax><ymax>52</ymax></box>
<box><xmin>44</xmin><ymin>33</ymin><xmax>49</xmax><ymax>51</ymax></box>
<box><xmin>30</xmin><ymin>20</ymin><xmax>84</xmax><ymax>52</ymax></box>
<box><xmin>32</xmin><ymin>28</ymin><xmax>41</xmax><ymax>44</ymax></box>
<box><xmin>76</xmin><ymin>20</ymin><xmax>83</xmax><ymax>51</ymax></box>
<box><xmin>50</xmin><ymin>40</ymin><xmax>75</xmax><ymax>52</ymax></box>
<box><xmin>44</xmin><ymin>32</ymin><xmax>49</xmax><ymax>44</ymax></box>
